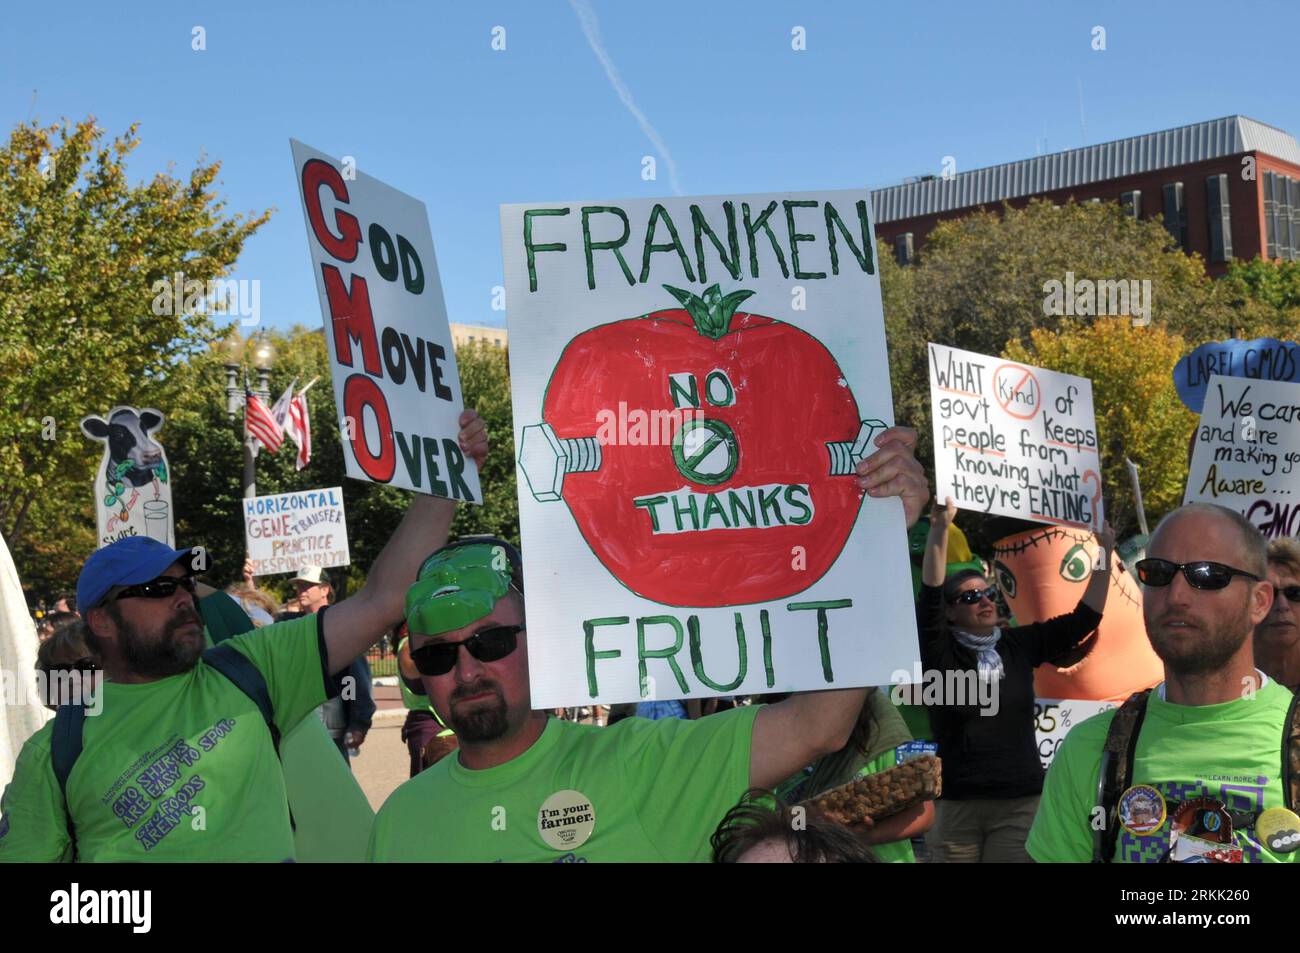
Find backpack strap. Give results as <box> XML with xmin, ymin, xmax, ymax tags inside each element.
<box><xmin>201</xmin><ymin>643</ymin><xmax>281</xmax><ymax>758</ymax></box>
<box><xmin>1092</xmin><ymin>688</ymin><xmax>1153</xmax><ymax>863</ymax></box>
<box><xmin>50</xmin><ymin>702</ymin><xmax>87</xmax><ymax>861</ymax></box>
<box><xmin>1284</xmin><ymin>688</ymin><xmax>1300</xmax><ymax>813</ymax></box>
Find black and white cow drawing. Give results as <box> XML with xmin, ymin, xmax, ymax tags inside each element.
<box><xmin>80</xmin><ymin>408</ymin><xmax>167</xmax><ymax>489</ymax></box>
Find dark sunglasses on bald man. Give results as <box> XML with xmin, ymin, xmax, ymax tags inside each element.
<box><xmin>950</xmin><ymin>586</ymin><xmax>998</xmax><ymax>606</ymax></box>
<box><xmin>410</xmin><ymin>624</ymin><xmax>523</xmax><ymax>677</ymax></box>
<box><xmin>1135</xmin><ymin>558</ymin><xmax>1260</xmax><ymax>591</ymax></box>
<box><xmin>111</xmin><ymin>575</ymin><xmax>196</xmax><ymax>603</ymax></box>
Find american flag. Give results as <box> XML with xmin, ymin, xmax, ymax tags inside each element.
<box><xmin>245</xmin><ymin>388</ymin><xmax>284</xmax><ymax>452</ymax></box>
<box><xmin>271</xmin><ymin>378</ymin><xmax>314</xmax><ymax>470</ymax></box>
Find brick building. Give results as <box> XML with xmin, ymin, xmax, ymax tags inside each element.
<box><xmin>871</xmin><ymin>115</ymin><xmax>1300</xmax><ymax>276</ymax></box>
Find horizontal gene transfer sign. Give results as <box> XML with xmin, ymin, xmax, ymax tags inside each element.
<box><xmin>1184</xmin><ymin>374</ymin><xmax>1300</xmax><ymax>538</ymax></box>
<box><xmin>244</xmin><ymin>487</ymin><xmax>350</xmax><ymax>576</ymax></box>
<box><xmin>290</xmin><ymin>139</ymin><xmax>481</xmax><ymax>504</ymax></box>
<box><xmin>928</xmin><ymin>343</ymin><xmax>1103</xmax><ymax>530</ymax></box>
<box><xmin>502</xmin><ymin>189</ymin><xmax>918</xmax><ymax>708</ymax></box>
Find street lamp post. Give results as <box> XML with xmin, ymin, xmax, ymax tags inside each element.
<box><xmin>221</xmin><ymin>332</ymin><xmax>276</xmax><ymax>500</ymax></box>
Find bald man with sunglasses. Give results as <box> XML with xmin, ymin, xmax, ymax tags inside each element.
<box><xmin>0</xmin><ymin>411</ymin><xmax>488</xmax><ymax>863</ymax></box>
<box><xmin>1028</xmin><ymin>502</ymin><xmax>1299</xmax><ymax>863</ymax></box>
<box><xmin>368</xmin><ymin>426</ymin><xmax>929</xmax><ymax>863</ymax></box>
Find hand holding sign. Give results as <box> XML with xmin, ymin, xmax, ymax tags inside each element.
<box><xmin>855</xmin><ymin>425</ymin><xmax>929</xmax><ymax>527</ymax></box>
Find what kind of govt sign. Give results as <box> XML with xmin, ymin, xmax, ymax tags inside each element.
<box><xmin>290</xmin><ymin>140</ymin><xmax>481</xmax><ymax>503</ymax></box>
<box><xmin>501</xmin><ymin>189</ymin><xmax>916</xmax><ymax>708</ymax></box>
<box><xmin>1184</xmin><ymin>374</ymin><xmax>1300</xmax><ymax>539</ymax></box>
<box><xmin>928</xmin><ymin>343</ymin><xmax>1103</xmax><ymax>530</ymax></box>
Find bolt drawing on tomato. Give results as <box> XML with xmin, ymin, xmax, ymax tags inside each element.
<box><xmin>518</xmin><ymin>284</ymin><xmax>885</xmax><ymax>607</ymax></box>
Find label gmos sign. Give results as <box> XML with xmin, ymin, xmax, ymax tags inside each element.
<box><xmin>291</xmin><ymin>140</ymin><xmax>481</xmax><ymax>502</ymax></box>
<box><xmin>502</xmin><ymin>190</ymin><xmax>915</xmax><ymax>707</ymax></box>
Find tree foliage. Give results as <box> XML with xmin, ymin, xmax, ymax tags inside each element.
<box><xmin>0</xmin><ymin>118</ymin><xmax>269</xmax><ymax>595</ymax></box>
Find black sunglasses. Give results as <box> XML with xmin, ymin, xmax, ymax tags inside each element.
<box><xmin>1273</xmin><ymin>585</ymin><xmax>1300</xmax><ymax>604</ymax></box>
<box><xmin>1135</xmin><ymin>558</ymin><xmax>1260</xmax><ymax>591</ymax></box>
<box><xmin>111</xmin><ymin>575</ymin><xmax>197</xmax><ymax>603</ymax></box>
<box><xmin>410</xmin><ymin>625</ymin><xmax>523</xmax><ymax>677</ymax></box>
<box><xmin>951</xmin><ymin>586</ymin><xmax>998</xmax><ymax>606</ymax></box>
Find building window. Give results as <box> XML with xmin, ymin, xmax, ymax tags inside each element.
<box><xmin>1120</xmin><ymin>191</ymin><xmax>1142</xmax><ymax>219</ymax></box>
<box><xmin>1205</xmin><ymin>174</ymin><xmax>1234</xmax><ymax>264</ymax></box>
<box><xmin>1279</xmin><ymin>175</ymin><xmax>1295</xmax><ymax>262</ymax></box>
<box><xmin>1162</xmin><ymin>182</ymin><xmax>1188</xmax><ymax>252</ymax></box>
<box><xmin>894</xmin><ymin>232</ymin><xmax>914</xmax><ymax>266</ymax></box>
<box><xmin>1265</xmin><ymin>172</ymin><xmax>1278</xmax><ymax>259</ymax></box>
<box><xmin>1290</xmin><ymin>178</ymin><xmax>1300</xmax><ymax>262</ymax></box>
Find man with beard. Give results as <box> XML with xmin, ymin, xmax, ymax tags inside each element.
<box><xmin>367</xmin><ymin>426</ymin><xmax>929</xmax><ymax>862</ymax></box>
<box><xmin>0</xmin><ymin>411</ymin><xmax>488</xmax><ymax>862</ymax></box>
<box><xmin>1028</xmin><ymin>503</ymin><xmax>1299</xmax><ymax>863</ymax></box>
<box><xmin>1257</xmin><ymin>538</ymin><xmax>1300</xmax><ymax>692</ymax></box>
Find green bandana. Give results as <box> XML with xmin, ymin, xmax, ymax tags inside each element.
<box><xmin>405</xmin><ymin>542</ymin><xmax>517</xmax><ymax>636</ymax></box>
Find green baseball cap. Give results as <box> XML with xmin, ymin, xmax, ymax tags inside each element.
<box><xmin>405</xmin><ymin>537</ymin><xmax>524</xmax><ymax>637</ymax></box>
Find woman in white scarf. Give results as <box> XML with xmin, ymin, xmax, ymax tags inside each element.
<box><xmin>917</xmin><ymin>497</ymin><xmax>1115</xmax><ymax>862</ymax></box>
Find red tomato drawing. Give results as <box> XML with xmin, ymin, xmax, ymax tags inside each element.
<box><xmin>531</xmin><ymin>285</ymin><xmax>868</xmax><ymax>607</ymax></box>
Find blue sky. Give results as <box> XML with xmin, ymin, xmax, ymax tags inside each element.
<box><xmin>3</xmin><ymin>0</ymin><xmax>1296</xmax><ymax>333</ymax></box>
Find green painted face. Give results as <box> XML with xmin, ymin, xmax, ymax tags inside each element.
<box><xmin>405</xmin><ymin>543</ymin><xmax>516</xmax><ymax>636</ymax></box>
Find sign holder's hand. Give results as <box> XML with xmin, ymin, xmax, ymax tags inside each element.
<box><xmin>854</xmin><ymin>426</ymin><xmax>930</xmax><ymax>527</ymax></box>
<box><xmin>458</xmin><ymin>409</ymin><xmax>489</xmax><ymax>468</ymax></box>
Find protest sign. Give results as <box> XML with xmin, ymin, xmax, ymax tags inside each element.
<box><xmin>501</xmin><ymin>189</ymin><xmax>915</xmax><ymax>707</ymax></box>
<box><xmin>243</xmin><ymin>487</ymin><xmax>349</xmax><ymax>576</ymax></box>
<box><xmin>290</xmin><ymin>140</ymin><xmax>480</xmax><ymax>503</ymax></box>
<box><xmin>1183</xmin><ymin>374</ymin><xmax>1300</xmax><ymax>539</ymax></box>
<box><xmin>1035</xmin><ymin>699</ymin><xmax>1116</xmax><ymax>769</ymax></box>
<box><xmin>928</xmin><ymin>343</ymin><xmax>1103</xmax><ymax>530</ymax></box>
<box><xmin>1173</xmin><ymin>337</ymin><xmax>1300</xmax><ymax>413</ymax></box>
<box><xmin>79</xmin><ymin>407</ymin><xmax>175</xmax><ymax>548</ymax></box>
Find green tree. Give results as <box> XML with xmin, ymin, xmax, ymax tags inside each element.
<box><xmin>0</xmin><ymin>118</ymin><xmax>269</xmax><ymax>595</ymax></box>
<box><xmin>162</xmin><ymin>330</ymin><xmax>517</xmax><ymax>601</ymax></box>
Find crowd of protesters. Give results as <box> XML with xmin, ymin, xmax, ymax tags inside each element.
<box><xmin>4</xmin><ymin>409</ymin><xmax>1299</xmax><ymax>864</ymax></box>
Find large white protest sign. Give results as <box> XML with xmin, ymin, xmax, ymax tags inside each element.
<box><xmin>290</xmin><ymin>140</ymin><xmax>480</xmax><ymax>503</ymax></box>
<box><xmin>502</xmin><ymin>190</ymin><xmax>916</xmax><ymax>707</ymax></box>
<box><xmin>928</xmin><ymin>344</ymin><xmax>1103</xmax><ymax>530</ymax></box>
<box><xmin>244</xmin><ymin>487</ymin><xmax>349</xmax><ymax>577</ymax></box>
<box><xmin>80</xmin><ymin>407</ymin><xmax>175</xmax><ymax>548</ymax></box>
<box><xmin>1184</xmin><ymin>374</ymin><xmax>1300</xmax><ymax>538</ymax></box>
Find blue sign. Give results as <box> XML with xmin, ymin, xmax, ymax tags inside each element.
<box><xmin>1174</xmin><ymin>338</ymin><xmax>1300</xmax><ymax>413</ymax></box>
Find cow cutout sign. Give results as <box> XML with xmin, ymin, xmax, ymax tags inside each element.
<box><xmin>80</xmin><ymin>406</ymin><xmax>175</xmax><ymax>548</ymax></box>
<box><xmin>502</xmin><ymin>189</ymin><xmax>916</xmax><ymax>708</ymax></box>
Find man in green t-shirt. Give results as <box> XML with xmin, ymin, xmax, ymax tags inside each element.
<box><xmin>368</xmin><ymin>426</ymin><xmax>928</xmax><ymax>863</ymax></box>
<box><xmin>0</xmin><ymin>411</ymin><xmax>488</xmax><ymax>862</ymax></box>
<box><xmin>1028</xmin><ymin>502</ymin><xmax>1299</xmax><ymax>864</ymax></box>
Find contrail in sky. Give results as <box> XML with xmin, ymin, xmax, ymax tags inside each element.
<box><xmin>568</xmin><ymin>0</ymin><xmax>683</xmax><ymax>195</ymax></box>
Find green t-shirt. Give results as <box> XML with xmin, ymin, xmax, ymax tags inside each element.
<box><xmin>1028</xmin><ymin>679</ymin><xmax>1298</xmax><ymax>863</ymax></box>
<box><xmin>0</xmin><ymin>613</ymin><xmax>330</xmax><ymax>862</ymax></box>
<box><xmin>369</xmin><ymin>706</ymin><xmax>758</xmax><ymax>862</ymax></box>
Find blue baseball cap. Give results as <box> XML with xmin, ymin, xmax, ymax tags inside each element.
<box><xmin>77</xmin><ymin>537</ymin><xmax>203</xmax><ymax>611</ymax></box>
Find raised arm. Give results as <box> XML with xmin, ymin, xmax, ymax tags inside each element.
<box><xmin>922</xmin><ymin>496</ymin><xmax>957</xmax><ymax>587</ymax></box>
<box><xmin>322</xmin><ymin>410</ymin><xmax>488</xmax><ymax>675</ymax></box>
<box><xmin>1018</xmin><ymin>522</ymin><xmax>1116</xmax><ymax>667</ymax></box>
<box><xmin>749</xmin><ymin>426</ymin><xmax>930</xmax><ymax>789</ymax></box>
<box><xmin>1080</xmin><ymin>522</ymin><xmax>1116</xmax><ymax>615</ymax></box>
